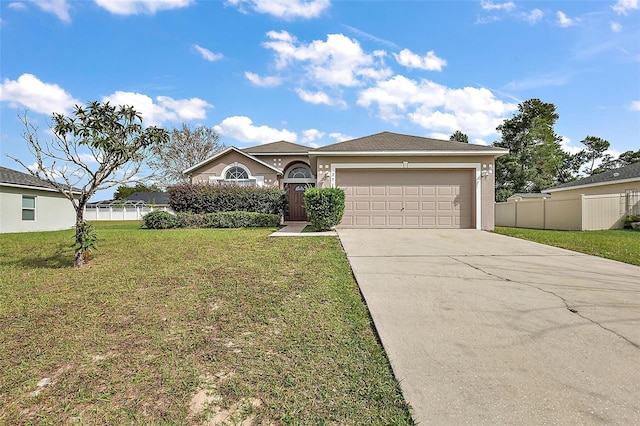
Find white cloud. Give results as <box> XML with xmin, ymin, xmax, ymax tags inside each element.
<box><xmin>525</xmin><ymin>8</ymin><xmax>543</xmax><ymax>24</ymax></box>
<box><xmin>393</xmin><ymin>48</ymin><xmax>447</xmax><ymax>72</ymax></box>
<box><xmin>301</xmin><ymin>128</ymin><xmax>325</xmax><ymax>143</ymax></box>
<box><xmin>630</xmin><ymin>100</ymin><xmax>640</xmax><ymax>111</ymax></box>
<box><xmin>612</xmin><ymin>0</ymin><xmax>639</xmax><ymax>15</ymax></box>
<box><xmin>610</xmin><ymin>21</ymin><xmax>623</xmax><ymax>32</ymax></box>
<box><xmin>557</xmin><ymin>11</ymin><xmax>579</xmax><ymax>27</ymax></box>
<box><xmin>328</xmin><ymin>132</ymin><xmax>352</xmax><ymax>142</ymax></box>
<box><xmin>227</xmin><ymin>0</ymin><xmax>330</xmax><ymax>20</ymax></box>
<box><xmin>295</xmin><ymin>88</ymin><xmax>332</xmax><ymax>105</ymax></box>
<box><xmin>357</xmin><ymin>75</ymin><xmax>517</xmax><ymax>138</ymax></box>
<box><xmin>193</xmin><ymin>44</ymin><xmax>223</xmax><ymax>62</ymax></box>
<box><xmin>102</xmin><ymin>91</ymin><xmax>211</xmax><ymax>126</ymax></box>
<box><xmin>480</xmin><ymin>0</ymin><xmax>515</xmax><ymax>11</ymax></box>
<box><xmin>262</xmin><ymin>31</ymin><xmax>391</xmax><ymax>87</ymax></box>
<box><xmin>213</xmin><ymin>116</ymin><xmax>297</xmax><ymax>143</ymax></box>
<box><xmin>244</xmin><ymin>71</ymin><xmax>282</xmax><ymax>87</ymax></box>
<box><xmin>8</xmin><ymin>2</ymin><xmax>27</xmax><ymax>10</ymax></box>
<box><xmin>28</xmin><ymin>0</ymin><xmax>71</xmax><ymax>22</ymax></box>
<box><xmin>94</xmin><ymin>0</ymin><xmax>194</xmax><ymax>15</ymax></box>
<box><xmin>0</xmin><ymin>73</ymin><xmax>79</xmax><ymax>114</ymax></box>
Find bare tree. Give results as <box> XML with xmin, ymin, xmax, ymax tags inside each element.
<box><xmin>148</xmin><ymin>124</ymin><xmax>225</xmax><ymax>186</ymax></box>
<box><xmin>10</xmin><ymin>101</ymin><xmax>168</xmax><ymax>267</ymax></box>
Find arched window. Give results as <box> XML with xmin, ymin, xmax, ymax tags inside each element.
<box><xmin>225</xmin><ymin>166</ymin><xmax>249</xmax><ymax>180</ymax></box>
<box><xmin>287</xmin><ymin>166</ymin><xmax>312</xmax><ymax>179</ymax></box>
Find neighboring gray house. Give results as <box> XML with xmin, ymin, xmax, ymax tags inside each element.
<box><xmin>0</xmin><ymin>166</ymin><xmax>78</xmax><ymax>234</ymax></box>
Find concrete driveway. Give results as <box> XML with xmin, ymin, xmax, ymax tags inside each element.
<box><xmin>338</xmin><ymin>229</ymin><xmax>640</xmax><ymax>425</ymax></box>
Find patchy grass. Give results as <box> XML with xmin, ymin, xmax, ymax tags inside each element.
<box><xmin>0</xmin><ymin>221</ymin><xmax>413</xmax><ymax>425</ymax></box>
<box><xmin>493</xmin><ymin>227</ymin><xmax>640</xmax><ymax>266</ymax></box>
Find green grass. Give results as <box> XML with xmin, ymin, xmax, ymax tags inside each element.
<box><xmin>493</xmin><ymin>227</ymin><xmax>640</xmax><ymax>266</ymax></box>
<box><xmin>0</xmin><ymin>221</ymin><xmax>413</xmax><ymax>425</ymax></box>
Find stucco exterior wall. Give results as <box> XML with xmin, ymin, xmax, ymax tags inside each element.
<box><xmin>313</xmin><ymin>154</ymin><xmax>498</xmax><ymax>230</ymax></box>
<box><xmin>1</xmin><ymin>186</ymin><xmax>75</xmax><ymax>233</ymax></box>
<box><xmin>548</xmin><ymin>181</ymin><xmax>640</xmax><ymax>199</ymax></box>
<box><xmin>189</xmin><ymin>151</ymin><xmax>280</xmax><ymax>186</ymax></box>
<box><xmin>251</xmin><ymin>154</ymin><xmax>311</xmax><ymax>175</ymax></box>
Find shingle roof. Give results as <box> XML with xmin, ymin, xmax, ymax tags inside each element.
<box><xmin>243</xmin><ymin>141</ymin><xmax>310</xmax><ymax>154</ymax></box>
<box><xmin>310</xmin><ymin>131</ymin><xmax>507</xmax><ymax>153</ymax></box>
<box><xmin>126</xmin><ymin>191</ymin><xmax>169</xmax><ymax>205</ymax></box>
<box><xmin>0</xmin><ymin>165</ymin><xmax>59</xmax><ymax>191</ymax></box>
<box><xmin>546</xmin><ymin>162</ymin><xmax>640</xmax><ymax>192</ymax></box>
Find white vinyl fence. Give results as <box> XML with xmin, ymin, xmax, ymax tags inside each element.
<box><xmin>84</xmin><ymin>206</ymin><xmax>172</xmax><ymax>221</ymax></box>
<box><xmin>495</xmin><ymin>193</ymin><xmax>629</xmax><ymax>230</ymax></box>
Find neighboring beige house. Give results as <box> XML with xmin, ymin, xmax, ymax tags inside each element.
<box><xmin>184</xmin><ymin>132</ymin><xmax>508</xmax><ymax>230</ymax></box>
<box><xmin>496</xmin><ymin>162</ymin><xmax>640</xmax><ymax>230</ymax></box>
<box><xmin>0</xmin><ymin>166</ymin><xmax>78</xmax><ymax>233</ymax></box>
<box><xmin>544</xmin><ymin>162</ymin><xmax>640</xmax><ymax>201</ymax></box>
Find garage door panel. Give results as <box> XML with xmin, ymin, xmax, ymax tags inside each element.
<box><xmin>388</xmin><ymin>186</ymin><xmax>403</xmax><ymax>196</ymax></box>
<box><xmin>371</xmin><ymin>216</ymin><xmax>387</xmax><ymax>226</ymax></box>
<box><xmin>371</xmin><ymin>201</ymin><xmax>386</xmax><ymax>211</ymax></box>
<box><xmin>405</xmin><ymin>201</ymin><xmax>419</xmax><ymax>211</ymax></box>
<box><xmin>338</xmin><ymin>169</ymin><xmax>474</xmax><ymax>229</ymax></box>
<box><xmin>388</xmin><ymin>216</ymin><xmax>403</xmax><ymax>226</ymax></box>
<box><xmin>404</xmin><ymin>186</ymin><xmax>419</xmax><ymax>196</ymax></box>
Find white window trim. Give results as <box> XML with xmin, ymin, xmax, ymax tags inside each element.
<box><xmin>22</xmin><ymin>195</ymin><xmax>36</xmax><ymax>221</ymax></box>
<box><xmin>209</xmin><ymin>163</ymin><xmax>266</xmax><ymax>187</ymax></box>
<box><xmin>282</xmin><ymin>164</ymin><xmax>315</xmax><ymax>185</ymax></box>
<box><xmin>329</xmin><ymin>162</ymin><xmax>482</xmax><ymax>230</ymax></box>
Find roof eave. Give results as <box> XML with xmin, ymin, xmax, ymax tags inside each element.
<box><xmin>545</xmin><ymin>176</ymin><xmax>640</xmax><ymax>192</ymax></box>
<box><xmin>0</xmin><ymin>182</ymin><xmax>82</xmax><ymax>194</ymax></box>
<box><xmin>183</xmin><ymin>146</ymin><xmax>283</xmax><ymax>175</ymax></box>
<box><xmin>309</xmin><ymin>150</ymin><xmax>509</xmax><ymax>157</ymax></box>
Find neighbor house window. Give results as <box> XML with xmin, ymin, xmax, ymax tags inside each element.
<box><xmin>22</xmin><ymin>195</ymin><xmax>36</xmax><ymax>221</ymax></box>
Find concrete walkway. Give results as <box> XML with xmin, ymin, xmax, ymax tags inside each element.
<box><xmin>338</xmin><ymin>229</ymin><xmax>640</xmax><ymax>425</ymax></box>
<box><xmin>268</xmin><ymin>222</ymin><xmax>337</xmax><ymax>237</ymax></box>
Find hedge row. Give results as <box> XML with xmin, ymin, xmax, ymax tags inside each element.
<box><xmin>168</xmin><ymin>183</ymin><xmax>285</xmax><ymax>215</ymax></box>
<box><xmin>141</xmin><ymin>211</ymin><xmax>280</xmax><ymax>229</ymax></box>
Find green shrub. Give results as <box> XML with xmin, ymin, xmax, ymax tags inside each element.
<box><xmin>304</xmin><ymin>188</ymin><xmax>345</xmax><ymax>231</ymax></box>
<box><xmin>203</xmin><ymin>211</ymin><xmax>280</xmax><ymax>228</ymax></box>
<box><xmin>168</xmin><ymin>184</ymin><xmax>285</xmax><ymax>215</ymax></box>
<box><xmin>141</xmin><ymin>211</ymin><xmax>176</xmax><ymax>229</ymax></box>
<box><xmin>175</xmin><ymin>212</ymin><xmax>207</xmax><ymax>228</ymax></box>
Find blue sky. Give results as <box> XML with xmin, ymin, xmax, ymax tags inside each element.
<box><xmin>1</xmin><ymin>0</ymin><xmax>639</xmax><ymax>200</ymax></box>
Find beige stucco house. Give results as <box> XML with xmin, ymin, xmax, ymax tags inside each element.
<box><xmin>183</xmin><ymin>132</ymin><xmax>508</xmax><ymax>230</ymax></box>
<box><xmin>544</xmin><ymin>162</ymin><xmax>640</xmax><ymax>200</ymax></box>
<box><xmin>0</xmin><ymin>166</ymin><xmax>78</xmax><ymax>233</ymax></box>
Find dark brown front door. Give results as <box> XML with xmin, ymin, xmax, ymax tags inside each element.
<box><xmin>287</xmin><ymin>184</ymin><xmax>309</xmax><ymax>221</ymax></box>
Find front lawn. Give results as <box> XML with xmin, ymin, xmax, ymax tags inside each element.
<box><xmin>493</xmin><ymin>227</ymin><xmax>640</xmax><ymax>266</ymax></box>
<box><xmin>0</xmin><ymin>221</ymin><xmax>413</xmax><ymax>424</ymax></box>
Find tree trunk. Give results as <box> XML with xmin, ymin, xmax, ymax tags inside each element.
<box><xmin>73</xmin><ymin>207</ymin><xmax>86</xmax><ymax>268</ymax></box>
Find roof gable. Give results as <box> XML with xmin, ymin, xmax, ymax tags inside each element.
<box><xmin>242</xmin><ymin>140</ymin><xmax>310</xmax><ymax>154</ymax></box>
<box><xmin>546</xmin><ymin>162</ymin><xmax>640</xmax><ymax>192</ymax></box>
<box><xmin>183</xmin><ymin>147</ymin><xmax>282</xmax><ymax>175</ymax></box>
<box><xmin>310</xmin><ymin>131</ymin><xmax>507</xmax><ymax>154</ymax></box>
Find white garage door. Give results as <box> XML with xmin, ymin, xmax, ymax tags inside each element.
<box><xmin>337</xmin><ymin>169</ymin><xmax>474</xmax><ymax>228</ymax></box>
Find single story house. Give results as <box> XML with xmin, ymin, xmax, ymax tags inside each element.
<box><xmin>495</xmin><ymin>162</ymin><xmax>640</xmax><ymax>230</ymax></box>
<box><xmin>0</xmin><ymin>166</ymin><xmax>79</xmax><ymax>233</ymax></box>
<box><xmin>184</xmin><ymin>132</ymin><xmax>508</xmax><ymax>230</ymax></box>
<box><xmin>544</xmin><ymin>162</ymin><xmax>640</xmax><ymax>201</ymax></box>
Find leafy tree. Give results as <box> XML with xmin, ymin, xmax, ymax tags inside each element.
<box><xmin>148</xmin><ymin>124</ymin><xmax>225</xmax><ymax>186</ymax></box>
<box><xmin>594</xmin><ymin>149</ymin><xmax>640</xmax><ymax>173</ymax></box>
<box><xmin>11</xmin><ymin>101</ymin><xmax>169</xmax><ymax>267</ymax></box>
<box><xmin>113</xmin><ymin>182</ymin><xmax>162</xmax><ymax>200</ymax></box>
<box><xmin>580</xmin><ymin>135</ymin><xmax>610</xmax><ymax>175</ymax></box>
<box><xmin>493</xmin><ymin>99</ymin><xmax>565</xmax><ymax>201</ymax></box>
<box><xmin>449</xmin><ymin>130</ymin><xmax>469</xmax><ymax>143</ymax></box>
